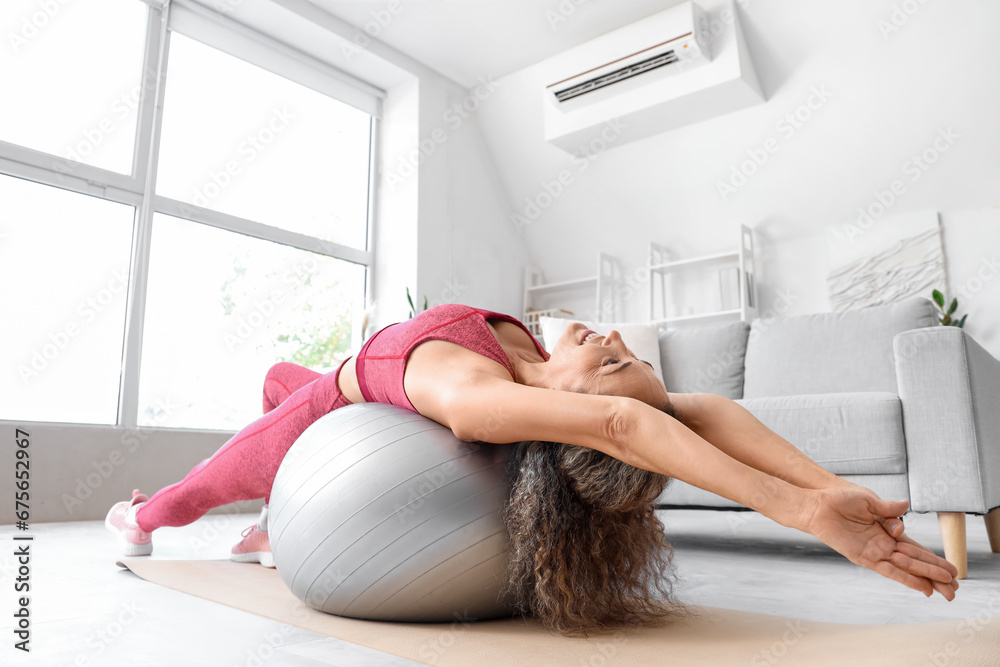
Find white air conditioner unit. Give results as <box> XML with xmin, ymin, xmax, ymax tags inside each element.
<box><xmin>546</xmin><ymin>2</ymin><xmax>712</xmax><ymax>111</ymax></box>
<box><xmin>543</xmin><ymin>0</ymin><xmax>764</xmax><ymax>153</ymax></box>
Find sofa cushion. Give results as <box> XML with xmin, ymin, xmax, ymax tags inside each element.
<box><xmin>743</xmin><ymin>296</ymin><xmax>938</xmax><ymax>398</ymax></box>
<box><xmin>736</xmin><ymin>392</ymin><xmax>907</xmax><ymax>475</ymax></box>
<box><xmin>658</xmin><ymin>321</ymin><xmax>750</xmax><ymax>399</ymax></box>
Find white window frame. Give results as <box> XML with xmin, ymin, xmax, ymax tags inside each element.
<box><xmin>0</xmin><ymin>0</ymin><xmax>383</xmax><ymax>433</ymax></box>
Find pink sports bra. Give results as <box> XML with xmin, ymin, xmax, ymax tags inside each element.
<box><xmin>355</xmin><ymin>303</ymin><xmax>550</xmax><ymax>412</ymax></box>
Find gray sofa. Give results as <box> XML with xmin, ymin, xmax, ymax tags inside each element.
<box><xmin>655</xmin><ymin>296</ymin><xmax>1000</xmax><ymax>578</ymax></box>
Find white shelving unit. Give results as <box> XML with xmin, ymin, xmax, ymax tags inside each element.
<box><xmin>649</xmin><ymin>224</ymin><xmax>757</xmax><ymax>327</ymax></box>
<box><xmin>523</xmin><ymin>253</ymin><xmax>619</xmax><ymax>336</ymax></box>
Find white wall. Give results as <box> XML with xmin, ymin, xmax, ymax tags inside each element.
<box><xmin>355</xmin><ymin>29</ymin><xmax>528</xmax><ymax>328</ymax></box>
<box><xmin>409</xmin><ymin>73</ymin><xmax>527</xmax><ymax>321</ymax></box>
<box><xmin>476</xmin><ymin>0</ymin><xmax>1000</xmax><ymax>356</ymax></box>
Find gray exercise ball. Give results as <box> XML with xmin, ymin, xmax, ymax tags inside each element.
<box><xmin>268</xmin><ymin>402</ymin><xmax>517</xmax><ymax>622</ymax></box>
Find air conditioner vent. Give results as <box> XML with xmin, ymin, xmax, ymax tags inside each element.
<box><xmin>542</xmin><ymin>1</ymin><xmax>765</xmax><ymax>152</ymax></box>
<box><xmin>554</xmin><ymin>50</ymin><xmax>681</xmax><ymax>103</ymax></box>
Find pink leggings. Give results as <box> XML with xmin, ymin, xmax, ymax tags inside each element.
<box><xmin>134</xmin><ymin>360</ymin><xmax>353</xmax><ymax>532</ymax></box>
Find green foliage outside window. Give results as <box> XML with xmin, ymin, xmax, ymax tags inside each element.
<box><xmin>220</xmin><ymin>254</ymin><xmax>352</xmax><ymax>372</ymax></box>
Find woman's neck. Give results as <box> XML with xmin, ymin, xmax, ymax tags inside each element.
<box><xmin>487</xmin><ymin>319</ymin><xmax>548</xmax><ymax>386</ymax></box>
<box><xmin>509</xmin><ymin>351</ymin><xmax>551</xmax><ymax>387</ymax></box>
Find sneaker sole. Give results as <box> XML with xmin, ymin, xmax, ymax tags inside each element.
<box><xmin>119</xmin><ymin>541</ymin><xmax>153</xmax><ymax>557</ymax></box>
<box><xmin>231</xmin><ymin>551</ymin><xmax>275</xmax><ymax>568</ymax></box>
<box><xmin>105</xmin><ymin>511</ymin><xmax>152</xmax><ymax>557</ymax></box>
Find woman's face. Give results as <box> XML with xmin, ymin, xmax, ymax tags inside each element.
<box><xmin>546</xmin><ymin>322</ymin><xmax>671</xmax><ymax>412</ymax></box>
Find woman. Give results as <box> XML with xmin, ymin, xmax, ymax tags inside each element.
<box><xmin>107</xmin><ymin>303</ymin><xmax>959</xmax><ymax>634</ymax></box>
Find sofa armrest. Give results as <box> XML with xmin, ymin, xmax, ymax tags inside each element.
<box><xmin>894</xmin><ymin>327</ymin><xmax>1000</xmax><ymax>513</ymax></box>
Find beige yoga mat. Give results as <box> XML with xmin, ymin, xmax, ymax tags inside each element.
<box><xmin>117</xmin><ymin>558</ymin><xmax>999</xmax><ymax>666</ymax></box>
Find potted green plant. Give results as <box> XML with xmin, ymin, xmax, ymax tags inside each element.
<box><xmin>931</xmin><ymin>289</ymin><xmax>967</xmax><ymax>328</ymax></box>
<box><xmin>407</xmin><ymin>287</ymin><xmax>428</xmax><ymax>319</ymax></box>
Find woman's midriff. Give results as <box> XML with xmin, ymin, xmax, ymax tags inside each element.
<box><xmin>336</xmin><ymin>355</ymin><xmax>365</xmax><ymax>404</ymax></box>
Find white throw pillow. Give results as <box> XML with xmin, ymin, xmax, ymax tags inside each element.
<box><xmin>537</xmin><ymin>316</ymin><xmax>664</xmax><ymax>382</ymax></box>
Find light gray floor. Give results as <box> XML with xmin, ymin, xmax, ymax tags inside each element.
<box><xmin>0</xmin><ymin>508</ymin><xmax>997</xmax><ymax>666</ymax></box>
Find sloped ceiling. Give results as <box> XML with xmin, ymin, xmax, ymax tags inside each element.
<box><xmin>306</xmin><ymin>0</ymin><xmax>684</xmax><ymax>88</ymax></box>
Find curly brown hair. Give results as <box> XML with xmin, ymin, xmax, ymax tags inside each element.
<box><xmin>502</xmin><ymin>439</ymin><xmax>689</xmax><ymax>636</ymax></box>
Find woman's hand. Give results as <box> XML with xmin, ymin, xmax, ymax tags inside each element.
<box><xmin>822</xmin><ymin>479</ymin><xmax>960</xmax><ymax>599</ymax></box>
<box><xmin>894</xmin><ymin>531</ymin><xmax>961</xmax><ymax>600</ymax></box>
<box><xmin>799</xmin><ymin>487</ymin><xmax>959</xmax><ymax>600</ymax></box>
<box><xmin>822</xmin><ymin>478</ymin><xmax>908</xmax><ymax>536</ymax></box>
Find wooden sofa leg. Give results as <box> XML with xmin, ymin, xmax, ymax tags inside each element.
<box><xmin>986</xmin><ymin>508</ymin><xmax>1000</xmax><ymax>554</ymax></box>
<box><xmin>937</xmin><ymin>512</ymin><xmax>968</xmax><ymax>580</ymax></box>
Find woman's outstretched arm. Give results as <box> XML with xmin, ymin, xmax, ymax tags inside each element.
<box><xmin>616</xmin><ymin>397</ymin><xmax>958</xmax><ymax>600</ymax></box>
<box><xmin>669</xmin><ymin>392</ymin><xmax>960</xmax><ymax>598</ymax></box>
<box><xmin>670</xmin><ymin>393</ymin><xmax>861</xmax><ymax>490</ymax></box>
<box><xmin>435</xmin><ymin>375</ymin><xmax>957</xmax><ymax>599</ymax></box>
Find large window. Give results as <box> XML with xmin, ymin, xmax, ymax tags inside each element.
<box><xmin>0</xmin><ymin>176</ymin><xmax>135</xmax><ymax>424</ymax></box>
<box><xmin>138</xmin><ymin>214</ymin><xmax>366</xmax><ymax>431</ymax></box>
<box><xmin>0</xmin><ymin>0</ymin><xmax>379</xmax><ymax>429</ymax></box>
<box><xmin>0</xmin><ymin>0</ymin><xmax>148</xmax><ymax>173</ymax></box>
<box><xmin>156</xmin><ymin>33</ymin><xmax>372</xmax><ymax>250</ymax></box>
